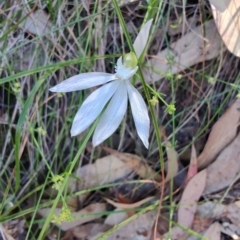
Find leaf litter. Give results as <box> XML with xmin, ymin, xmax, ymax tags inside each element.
<box><xmin>3</xmin><ymin>0</ymin><xmax>240</xmax><ymax>239</ymax></box>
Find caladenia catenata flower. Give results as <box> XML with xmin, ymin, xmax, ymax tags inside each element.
<box><xmin>50</xmin><ymin>19</ymin><xmax>153</xmax><ymax>148</ymax></box>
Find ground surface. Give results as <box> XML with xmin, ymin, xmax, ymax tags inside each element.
<box><xmin>0</xmin><ymin>0</ymin><xmax>240</xmax><ymax>239</ymax></box>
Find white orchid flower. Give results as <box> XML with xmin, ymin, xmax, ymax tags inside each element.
<box><xmin>50</xmin><ymin>19</ymin><xmax>153</xmax><ymax>148</ymax></box>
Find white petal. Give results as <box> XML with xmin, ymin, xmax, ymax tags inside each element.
<box><xmin>126</xmin><ymin>81</ymin><xmax>150</xmax><ymax>148</ymax></box>
<box><xmin>92</xmin><ymin>81</ymin><xmax>128</xmax><ymax>146</ymax></box>
<box><xmin>133</xmin><ymin>19</ymin><xmax>153</xmax><ymax>58</ymax></box>
<box><xmin>70</xmin><ymin>81</ymin><xmax>120</xmax><ymax>136</ymax></box>
<box><xmin>49</xmin><ymin>72</ymin><xmax>116</xmax><ymax>92</ymax></box>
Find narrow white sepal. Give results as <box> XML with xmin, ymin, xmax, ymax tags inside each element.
<box><xmin>92</xmin><ymin>81</ymin><xmax>128</xmax><ymax>146</ymax></box>
<box><xmin>133</xmin><ymin>19</ymin><xmax>153</xmax><ymax>58</ymax></box>
<box><xmin>70</xmin><ymin>80</ymin><xmax>120</xmax><ymax>136</ymax></box>
<box><xmin>49</xmin><ymin>72</ymin><xmax>116</xmax><ymax>92</ymax></box>
<box><xmin>126</xmin><ymin>81</ymin><xmax>150</xmax><ymax>148</ymax></box>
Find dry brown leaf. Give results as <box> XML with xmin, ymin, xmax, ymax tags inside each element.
<box><xmin>20</xmin><ymin>10</ymin><xmax>52</xmax><ymax>36</ymax></box>
<box><xmin>198</xmin><ymin>98</ymin><xmax>240</xmax><ymax>169</ymax></box>
<box><xmin>101</xmin><ymin>211</ymin><xmax>156</xmax><ymax>240</ymax></box>
<box><xmin>185</xmin><ymin>144</ymin><xmax>198</xmax><ymax>184</ymax></box>
<box><xmin>103</xmin><ymin>147</ymin><xmax>161</xmax><ymax>182</ymax></box>
<box><xmin>164</xmin><ymin>169</ymin><xmax>207</xmax><ymax>240</ymax></box>
<box><xmin>209</xmin><ymin>0</ymin><xmax>240</xmax><ymax>57</ymax></box>
<box><xmin>143</xmin><ymin>20</ymin><xmax>224</xmax><ymax>83</ymax></box>
<box><xmin>164</xmin><ymin>137</ymin><xmax>179</xmax><ymax>183</ymax></box>
<box><xmin>203</xmin><ymin>132</ymin><xmax>240</xmax><ymax>194</ymax></box>
<box><xmin>104</xmin><ymin>196</ymin><xmax>155</xmax><ymax>210</ymax></box>
<box><xmin>38</xmin><ymin>203</ymin><xmax>106</xmax><ymax>231</ymax></box>
<box><xmin>68</xmin><ymin>155</ymin><xmax>134</xmax><ymax>203</ymax></box>
<box><xmin>203</xmin><ymin>222</ymin><xmax>221</xmax><ymax>239</ymax></box>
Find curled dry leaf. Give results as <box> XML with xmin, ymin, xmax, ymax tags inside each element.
<box><xmin>203</xmin><ymin>132</ymin><xmax>240</xmax><ymax>194</ymax></box>
<box><xmin>198</xmin><ymin>98</ymin><xmax>240</xmax><ymax>169</ymax></box>
<box><xmin>159</xmin><ymin>125</ymin><xmax>179</xmax><ymax>184</ymax></box>
<box><xmin>164</xmin><ymin>169</ymin><xmax>207</xmax><ymax>240</ymax></box>
<box><xmin>103</xmin><ymin>147</ymin><xmax>161</xmax><ymax>182</ymax></box>
<box><xmin>159</xmin><ymin>126</ymin><xmax>178</xmax><ymax>183</ymax></box>
<box><xmin>104</xmin><ymin>196</ymin><xmax>155</xmax><ymax>210</ymax></box>
<box><xmin>209</xmin><ymin>0</ymin><xmax>240</xmax><ymax>57</ymax></box>
<box><xmin>20</xmin><ymin>9</ymin><xmax>52</xmax><ymax>36</ymax></box>
<box><xmin>185</xmin><ymin>144</ymin><xmax>198</xmax><ymax>185</ymax></box>
<box><xmin>143</xmin><ymin>20</ymin><xmax>224</xmax><ymax>83</ymax></box>
<box><xmin>38</xmin><ymin>203</ymin><xmax>106</xmax><ymax>231</ymax></box>
<box><xmin>163</xmin><ymin>134</ymin><xmax>179</xmax><ymax>183</ymax></box>
<box><xmin>203</xmin><ymin>222</ymin><xmax>221</xmax><ymax>240</ymax></box>
<box><xmin>68</xmin><ymin>155</ymin><xmax>134</xmax><ymax>203</ymax></box>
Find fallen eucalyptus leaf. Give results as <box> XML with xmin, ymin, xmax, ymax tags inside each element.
<box><xmin>198</xmin><ymin>98</ymin><xmax>240</xmax><ymax>168</ymax></box>
<box><xmin>164</xmin><ymin>170</ymin><xmax>207</xmax><ymax>239</ymax></box>
<box><xmin>204</xmin><ymin>132</ymin><xmax>240</xmax><ymax>194</ymax></box>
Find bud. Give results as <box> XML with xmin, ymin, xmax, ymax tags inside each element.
<box><xmin>123</xmin><ymin>52</ymin><xmax>138</xmax><ymax>69</ymax></box>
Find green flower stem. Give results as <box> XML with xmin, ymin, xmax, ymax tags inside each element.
<box><xmin>146</xmin><ymin>84</ymin><xmax>169</xmax><ymax>106</ymax></box>
<box><xmin>138</xmin><ymin>69</ymin><xmax>164</xmax><ymax>168</ymax></box>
